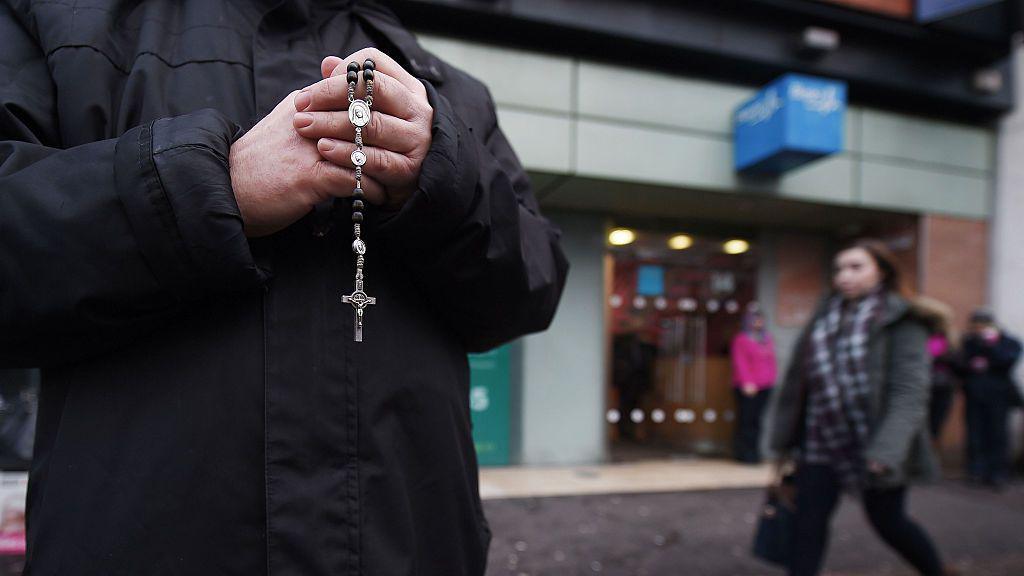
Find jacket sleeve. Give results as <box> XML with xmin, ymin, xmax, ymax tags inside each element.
<box><xmin>986</xmin><ymin>336</ymin><xmax>1022</xmax><ymax>371</ymax></box>
<box><xmin>767</xmin><ymin>338</ymin><xmax>779</xmax><ymax>387</ymax></box>
<box><xmin>731</xmin><ymin>335</ymin><xmax>753</xmax><ymax>385</ymax></box>
<box><xmin>767</xmin><ymin>329</ymin><xmax>810</xmax><ymax>454</ymax></box>
<box><xmin>767</xmin><ymin>299</ymin><xmax>831</xmax><ymax>455</ymax></box>
<box><xmin>0</xmin><ymin>6</ymin><xmax>265</xmax><ymax>367</ymax></box>
<box><xmin>375</xmin><ymin>81</ymin><xmax>569</xmax><ymax>352</ymax></box>
<box><xmin>864</xmin><ymin>318</ymin><xmax>930</xmax><ymax>472</ymax></box>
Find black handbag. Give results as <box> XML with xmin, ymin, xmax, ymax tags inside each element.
<box><xmin>752</xmin><ymin>473</ymin><xmax>797</xmax><ymax>567</ymax></box>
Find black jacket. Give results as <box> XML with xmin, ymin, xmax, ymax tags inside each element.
<box><xmin>0</xmin><ymin>1</ymin><xmax>569</xmax><ymax>574</ymax></box>
<box><xmin>959</xmin><ymin>333</ymin><xmax>1023</xmax><ymax>404</ymax></box>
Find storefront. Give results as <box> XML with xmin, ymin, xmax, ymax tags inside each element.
<box><xmin>427</xmin><ymin>0</ymin><xmax>1014</xmax><ymax>467</ymax></box>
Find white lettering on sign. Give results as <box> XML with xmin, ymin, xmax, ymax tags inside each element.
<box><xmin>789</xmin><ymin>82</ymin><xmax>841</xmax><ymax>114</ymax></box>
<box><xmin>470</xmin><ymin>386</ymin><xmax>490</xmax><ymax>412</ymax></box>
<box><xmin>735</xmin><ymin>88</ymin><xmax>782</xmax><ymax>126</ymax></box>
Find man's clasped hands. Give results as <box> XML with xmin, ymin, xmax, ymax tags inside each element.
<box><xmin>229</xmin><ymin>48</ymin><xmax>434</xmax><ymax>237</ymax></box>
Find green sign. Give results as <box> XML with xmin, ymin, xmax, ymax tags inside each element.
<box><xmin>468</xmin><ymin>346</ymin><xmax>510</xmax><ymax>466</ymax></box>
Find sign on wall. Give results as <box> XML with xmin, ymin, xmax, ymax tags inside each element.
<box><xmin>812</xmin><ymin>0</ymin><xmax>913</xmax><ymax>18</ymax></box>
<box><xmin>916</xmin><ymin>0</ymin><xmax>1000</xmax><ymax>22</ymax></box>
<box><xmin>636</xmin><ymin>265</ymin><xmax>666</xmax><ymax>297</ymax></box>
<box><xmin>734</xmin><ymin>74</ymin><xmax>847</xmax><ymax>174</ymax></box>
<box><xmin>468</xmin><ymin>346</ymin><xmax>511</xmax><ymax>466</ymax></box>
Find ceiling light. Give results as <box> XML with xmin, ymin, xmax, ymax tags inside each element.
<box><xmin>608</xmin><ymin>228</ymin><xmax>636</xmax><ymax>246</ymax></box>
<box><xmin>723</xmin><ymin>239</ymin><xmax>750</xmax><ymax>255</ymax></box>
<box><xmin>667</xmin><ymin>234</ymin><xmax>694</xmax><ymax>250</ymax></box>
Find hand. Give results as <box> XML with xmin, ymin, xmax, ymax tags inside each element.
<box><xmin>229</xmin><ymin>90</ymin><xmax>384</xmax><ymax>237</ymax></box>
<box><xmin>970</xmin><ymin>356</ymin><xmax>989</xmax><ymax>372</ymax></box>
<box><xmin>772</xmin><ymin>457</ymin><xmax>792</xmax><ymax>483</ymax></box>
<box><xmin>742</xmin><ymin>383</ymin><xmax>758</xmax><ymax>397</ymax></box>
<box><xmin>291</xmin><ymin>48</ymin><xmax>434</xmax><ymax>211</ymax></box>
<box><xmin>866</xmin><ymin>460</ymin><xmax>889</xmax><ymax>476</ymax></box>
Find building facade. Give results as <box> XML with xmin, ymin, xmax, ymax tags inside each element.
<box><xmin>383</xmin><ymin>0</ymin><xmax>1022</xmax><ymax>466</ymax></box>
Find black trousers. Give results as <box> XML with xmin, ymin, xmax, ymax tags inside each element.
<box><xmin>733</xmin><ymin>388</ymin><xmax>770</xmax><ymax>463</ymax></box>
<box><xmin>790</xmin><ymin>464</ymin><xmax>944</xmax><ymax>576</ymax></box>
<box><xmin>965</xmin><ymin>394</ymin><xmax>1010</xmax><ymax>482</ymax></box>
<box><xmin>928</xmin><ymin>385</ymin><xmax>954</xmax><ymax>440</ymax></box>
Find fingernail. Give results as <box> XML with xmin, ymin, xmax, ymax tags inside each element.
<box><xmin>318</xmin><ymin>138</ymin><xmax>337</xmax><ymax>152</ymax></box>
<box><xmin>294</xmin><ymin>112</ymin><xmax>313</xmax><ymax>128</ymax></box>
<box><xmin>294</xmin><ymin>90</ymin><xmax>311</xmax><ymax>111</ymax></box>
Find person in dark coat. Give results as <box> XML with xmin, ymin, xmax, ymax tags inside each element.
<box><xmin>769</xmin><ymin>239</ymin><xmax>950</xmax><ymax>576</ymax></box>
<box><xmin>612</xmin><ymin>323</ymin><xmax>657</xmax><ymax>441</ymax></box>
<box><xmin>0</xmin><ymin>1</ymin><xmax>569</xmax><ymax>574</ymax></box>
<box><xmin>958</xmin><ymin>308</ymin><xmax>1022</xmax><ymax>489</ymax></box>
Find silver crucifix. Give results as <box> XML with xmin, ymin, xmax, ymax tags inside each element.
<box><xmin>342</xmin><ymin>281</ymin><xmax>376</xmax><ymax>343</ymax></box>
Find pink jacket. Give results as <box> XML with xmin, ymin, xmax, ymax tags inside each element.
<box><xmin>731</xmin><ymin>332</ymin><xmax>778</xmax><ymax>389</ymax></box>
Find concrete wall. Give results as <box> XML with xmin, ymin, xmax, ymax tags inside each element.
<box><xmin>991</xmin><ymin>39</ymin><xmax>1024</xmax><ymax>459</ymax></box>
<box><xmin>517</xmin><ymin>213</ymin><xmax>608</xmax><ymax>465</ymax></box>
<box><xmin>993</xmin><ymin>40</ymin><xmax>1024</xmax><ymax>340</ymax></box>
<box><xmin>418</xmin><ymin>34</ymin><xmax>995</xmax><ymax>220</ymax></box>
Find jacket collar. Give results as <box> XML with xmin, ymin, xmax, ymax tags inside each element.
<box><xmin>354</xmin><ymin>3</ymin><xmax>446</xmax><ymax>84</ymax></box>
<box><xmin>878</xmin><ymin>292</ymin><xmax>912</xmax><ymax>328</ymax></box>
<box><xmin>807</xmin><ymin>290</ymin><xmax>912</xmax><ymax>331</ymax></box>
<box><xmin>254</xmin><ymin>0</ymin><xmax>446</xmax><ymax>84</ymax></box>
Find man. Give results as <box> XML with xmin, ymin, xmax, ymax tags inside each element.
<box><xmin>959</xmin><ymin>308</ymin><xmax>1022</xmax><ymax>489</ymax></box>
<box><xmin>611</xmin><ymin>319</ymin><xmax>656</xmax><ymax>442</ymax></box>
<box><xmin>0</xmin><ymin>1</ymin><xmax>569</xmax><ymax>574</ymax></box>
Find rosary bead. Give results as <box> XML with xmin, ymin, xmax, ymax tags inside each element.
<box><xmin>347</xmin><ymin>61</ymin><xmax>360</xmax><ymax>73</ymax></box>
<box><xmin>363</xmin><ymin>69</ymin><xmax>374</xmax><ymax>82</ymax></box>
<box><xmin>346</xmin><ymin>70</ymin><xmax>358</xmax><ymax>84</ymax></box>
<box><xmin>352</xmin><ymin>211</ymin><xmax>364</xmax><ymax>223</ymax></box>
<box><xmin>363</xmin><ymin>59</ymin><xmax>375</xmax><ymax>71</ymax></box>
<box><xmin>352</xmin><ymin>199</ymin><xmax>365</xmax><ymax>210</ymax></box>
<box><xmin>353</xmin><ymin>187</ymin><xmax>365</xmax><ymax>199</ymax></box>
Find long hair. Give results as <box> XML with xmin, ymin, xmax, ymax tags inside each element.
<box><xmin>835</xmin><ymin>238</ymin><xmax>912</xmax><ymax>299</ymax></box>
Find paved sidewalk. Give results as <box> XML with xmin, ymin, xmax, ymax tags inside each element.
<box><xmin>480</xmin><ymin>459</ymin><xmax>773</xmax><ymax>500</ymax></box>
<box><xmin>479</xmin><ymin>460</ymin><xmax>1024</xmax><ymax>576</ymax></box>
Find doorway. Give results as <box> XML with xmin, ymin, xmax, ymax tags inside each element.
<box><xmin>606</xmin><ymin>227</ymin><xmax>759</xmax><ymax>461</ymax></box>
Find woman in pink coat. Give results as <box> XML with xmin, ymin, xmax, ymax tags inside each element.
<box><xmin>731</xmin><ymin>308</ymin><xmax>778</xmax><ymax>463</ymax></box>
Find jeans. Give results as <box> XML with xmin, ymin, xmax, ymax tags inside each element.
<box><xmin>789</xmin><ymin>464</ymin><xmax>944</xmax><ymax>576</ymax></box>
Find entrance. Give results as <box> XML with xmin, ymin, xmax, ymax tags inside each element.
<box><xmin>606</xmin><ymin>227</ymin><xmax>758</xmax><ymax>460</ymax></box>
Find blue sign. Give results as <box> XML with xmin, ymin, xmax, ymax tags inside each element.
<box><xmin>916</xmin><ymin>0</ymin><xmax>999</xmax><ymax>22</ymax></box>
<box><xmin>636</xmin><ymin>265</ymin><xmax>665</xmax><ymax>297</ymax></box>
<box><xmin>734</xmin><ymin>74</ymin><xmax>846</xmax><ymax>174</ymax></box>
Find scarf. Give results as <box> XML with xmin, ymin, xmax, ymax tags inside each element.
<box><xmin>802</xmin><ymin>289</ymin><xmax>885</xmax><ymax>489</ymax></box>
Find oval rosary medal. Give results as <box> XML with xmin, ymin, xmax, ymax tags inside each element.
<box><xmin>351</xmin><ymin>149</ymin><xmax>367</xmax><ymax>166</ymax></box>
<box><xmin>349</xmin><ymin>100</ymin><xmax>371</xmax><ymax>128</ymax></box>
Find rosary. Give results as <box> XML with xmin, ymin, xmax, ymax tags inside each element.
<box><xmin>340</xmin><ymin>58</ymin><xmax>376</xmax><ymax>342</ymax></box>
